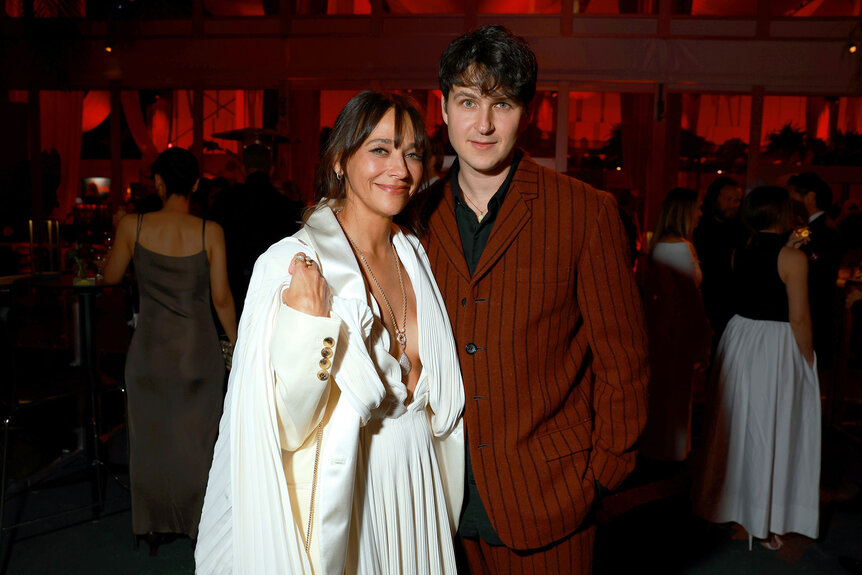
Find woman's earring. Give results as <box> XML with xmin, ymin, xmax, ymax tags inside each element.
<box><xmin>335</xmin><ymin>172</ymin><xmax>343</xmax><ymax>181</ymax></box>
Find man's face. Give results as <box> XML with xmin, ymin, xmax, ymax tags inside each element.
<box><xmin>716</xmin><ymin>185</ymin><xmax>743</xmax><ymax>220</ymax></box>
<box><xmin>442</xmin><ymin>85</ymin><xmax>527</xmax><ymax>178</ymax></box>
<box><xmin>789</xmin><ymin>186</ymin><xmax>816</xmax><ymax>217</ymax></box>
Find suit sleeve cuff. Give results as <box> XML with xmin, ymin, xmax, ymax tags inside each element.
<box><xmin>270</xmin><ymin>302</ymin><xmax>342</xmax><ymax>450</ymax></box>
<box><xmin>271</xmin><ymin>302</ymin><xmax>341</xmax><ymax>384</ymax></box>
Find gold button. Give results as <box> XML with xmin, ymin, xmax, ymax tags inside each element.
<box><xmin>321</xmin><ymin>347</ymin><xmax>333</xmax><ymax>358</ymax></box>
<box><xmin>317</xmin><ymin>370</ymin><xmax>329</xmax><ymax>381</ymax></box>
<box><xmin>319</xmin><ymin>358</ymin><xmax>331</xmax><ymax>369</ymax></box>
<box><xmin>323</xmin><ymin>337</ymin><xmax>335</xmax><ymax>348</ymax></box>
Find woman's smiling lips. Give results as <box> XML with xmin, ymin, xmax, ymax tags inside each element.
<box><xmin>375</xmin><ymin>183</ymin><xmax>410</xmax><ymax>194</ymax></box>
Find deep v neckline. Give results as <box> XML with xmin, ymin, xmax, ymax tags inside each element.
<box><xmin>371</xmin><ymin>231</ymin><xmax>425</xmax><ymax>402</ymax></box>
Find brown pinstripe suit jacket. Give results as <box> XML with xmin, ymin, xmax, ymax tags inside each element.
<box><xmin>423</xmin><ymin>155</ymin><xmax>649</xmax><ymax>550</ymax></box>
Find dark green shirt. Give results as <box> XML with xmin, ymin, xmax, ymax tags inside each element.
<box><xmin>452</xmin><ymin>150</ymin><xmax>522</xmax><ymax>544</ymax></box>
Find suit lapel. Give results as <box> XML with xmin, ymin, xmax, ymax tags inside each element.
<box><xmin>808</xmin><ymin>213</ymin><xmax>826</xmax><ymax>234</ymax></box>
<box><xmin>470</xmin><ymin>157</ymin><xmax>539</xmax><ymax>284</ymax></box>
<box><xmin>427</xmin><ymin>180</ymin><xmax>472</xmax><ymax>282</ymax></box>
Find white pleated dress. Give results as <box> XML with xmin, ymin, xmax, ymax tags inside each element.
<box><xmin>346</xmin><ymin>376</ymin><xmax>457</xmax><ymax>574</ymax></box>
<box><xmin>695</xmin><ymin>233</ymin><xmax>821</xmax><ymax>540</ymax></box>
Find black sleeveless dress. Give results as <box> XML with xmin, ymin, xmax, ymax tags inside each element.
<box><xmin>732</xmin><ymin>232</ymin><xmax>789</xmax><ymax>323</ymax></box>
<box><xmin>124</xmin><ymin>214</ymin><xmax>224</xmax><ymax>538</ymax></box>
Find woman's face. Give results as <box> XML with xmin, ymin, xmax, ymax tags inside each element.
<box><xmin>716</xmin><ymin>185</ymin><xmax>743</xmax><ymax>220</ymax></box>
<box><xmin>337</xmin><ymin>108</ymin><xmax>424</xmax><ymax>220</ymax></box>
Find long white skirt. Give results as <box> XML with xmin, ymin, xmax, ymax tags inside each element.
<box><xmin>345</xmin><ymin>378</ymin><xmax>457</xmax><ymax>574</ymax></box>
<box><xmin>695</xmin><ymin>315</ymin><xmax>821</xmax><ymax>539</ymax></box>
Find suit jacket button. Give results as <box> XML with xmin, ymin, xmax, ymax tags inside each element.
<box><xmin>317</xmin><ymin>370</ymin><xmax>330</xmax><ymax>381</ymax></box>
<box><xmin>465</xmin><ymin>343</ymin><xmax>477</xmax><ymax>354</ymax></box>
<box><xmin>323</xmin><ymin>337</ymin><xmax>335</xmax><ymax>348</ymax></box>
<box><xmin>319</xmin><ymin>358</ymin><xmax>331</xmax><ymax>369</ymax></box>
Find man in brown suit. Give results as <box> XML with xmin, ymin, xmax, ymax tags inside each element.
<box><xmin>422</xmin><ymin>26</ymin><xmax>649</xmax><ymax>573</ymax></box>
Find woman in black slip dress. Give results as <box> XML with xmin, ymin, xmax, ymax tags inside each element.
<box><xmin>103</xmin><ymin>147</ymin><xmax>237</xmax><ymax>555</ymax></box>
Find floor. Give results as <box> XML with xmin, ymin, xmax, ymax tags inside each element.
<box><xmin>1</xmin><ymin>291</ymin><xmax>860</xmax><ymax>574</ymax></box>
<box><xmin>1</xmin><ymin>419</ymin><xmax>860</xmax><ymax>574</ymax></box>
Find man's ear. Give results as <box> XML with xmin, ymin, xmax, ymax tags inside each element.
<box><xmin>441</xmin><ymin>94</ymin><xmax>449</xmax><ymax>126</ymax></box>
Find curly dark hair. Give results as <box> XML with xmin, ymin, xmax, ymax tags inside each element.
<box><xmin>439</xmin><ymin>25</ymin><xmax>538</xmax><ymax>107</ymax></box>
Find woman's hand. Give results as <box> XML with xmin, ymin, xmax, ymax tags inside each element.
<box><xmin>786</xmin><ymin>227</ymin><xmax>811</xmax><ymax>250</ymax></box>
<box><xmin>283</xmin><ymin>252</ymin><xmax>331</xmax><ymax>317</ymax></box>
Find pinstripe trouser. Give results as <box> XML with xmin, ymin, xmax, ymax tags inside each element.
<box><xmin>455</xmin><ymin>525</ymin><xmax>596</xmax><ymax>575</ymax></box>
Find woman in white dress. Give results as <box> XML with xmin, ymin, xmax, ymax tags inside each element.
<box><xmin>639</xmin><ymin>188</ymin><xmax>711</xmax><ymax>462</ymax></box>
<box><xmin>695</xmin><ymin>186</ymin><xmax>819</xmax><ymax>551</ymax></box>
<box><xmin>195</xmin><ymin>91</ymin><xmax>465</xmax><ymax>574</ymax></box>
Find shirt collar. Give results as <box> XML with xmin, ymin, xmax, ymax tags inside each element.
<box><xmin>450</xmin><ymin>149</ymin><xmax>524</xmax><ymax>212</ymax></box>
<box><xmin>809</xmin><ymin>211</ymin><xmax>825</xmax><ymax>223</ymax></box>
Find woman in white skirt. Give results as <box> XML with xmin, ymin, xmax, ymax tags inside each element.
<box><xmin>695</xmin><ymin>186</ymin><xmax>820</xmax><ymax>551</ymax></box>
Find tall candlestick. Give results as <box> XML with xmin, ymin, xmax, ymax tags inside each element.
<box><xmin>47</xmin><ymin>220</ymin><xmax>54</xmax><ymax>271</ymax></box>
<box><xmin>28</xmin><ymin>219</ymin><xmax>35</xmax><ymax>274</ymax></box>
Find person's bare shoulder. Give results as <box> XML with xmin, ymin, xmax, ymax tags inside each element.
<box><xmin>115</xmin><ymin>212</ymin><xmax>138</xmax><ymax>240</ymax></box>
<box><xmin>201</xmin><ymin>217</ymin><xmax>225</xmax><ymax>249</ymax></box>
<box><xmin>203</xmin><ymin>217</ymin><xmax>224</xmax><ymax>235</ymax></box>
<box><xmin>117</xmin><ymin>211</ymin><xmax>137</xmax><ymax>229</ymax></box>
<box><xmin>779</xmin><ymin>245</ymin><xmax>808</xmax><ymax>280</ymax></box>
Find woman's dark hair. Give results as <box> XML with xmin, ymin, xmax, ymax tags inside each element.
<box><xmin>439</xmin><ymin>25</ymin><xmax>538</xmax><ymax>107</ymax></box>
<box><xmin>742</xmin><ymin>186</ymin><xmax>792</xmax><ymax>233</ymax></box>
<box><xmin>151</xmin><ymin>147</ymin><xmax>200</xmax><ymax>198</ymax></box>
<box><xmin>315</xmin><ymin>90</ymin><xmax>430</xmax><ymax>232</ymax></box>
<box><xmin>649</xmin><ymin>187</ymin><xmax>698</xmax><ymax>253</ymax></box>
<box><xmin>701</xmin><ymin>176</ymin><xmax>739</xmax><ymax>219</ymax></box>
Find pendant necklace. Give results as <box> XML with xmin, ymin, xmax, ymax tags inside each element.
<box><xmin>462</xmin><ymin>191</ymin><xmax>488</xmax><ymax>222</ymax></box>
<box><xmin>337</xmin><ymin>211</ymin><xmax>411</xmax><ymax>376</ymax></box>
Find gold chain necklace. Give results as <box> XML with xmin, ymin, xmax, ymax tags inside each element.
<box><xmin>462</xmin><ymin>191</ymin><xmax>488</xmax><ymax>222</ymax></box>
<box><xmin>336</xmin><ymin>211</ymin><xmax>411</xmax><ymax>376</ymax></box>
